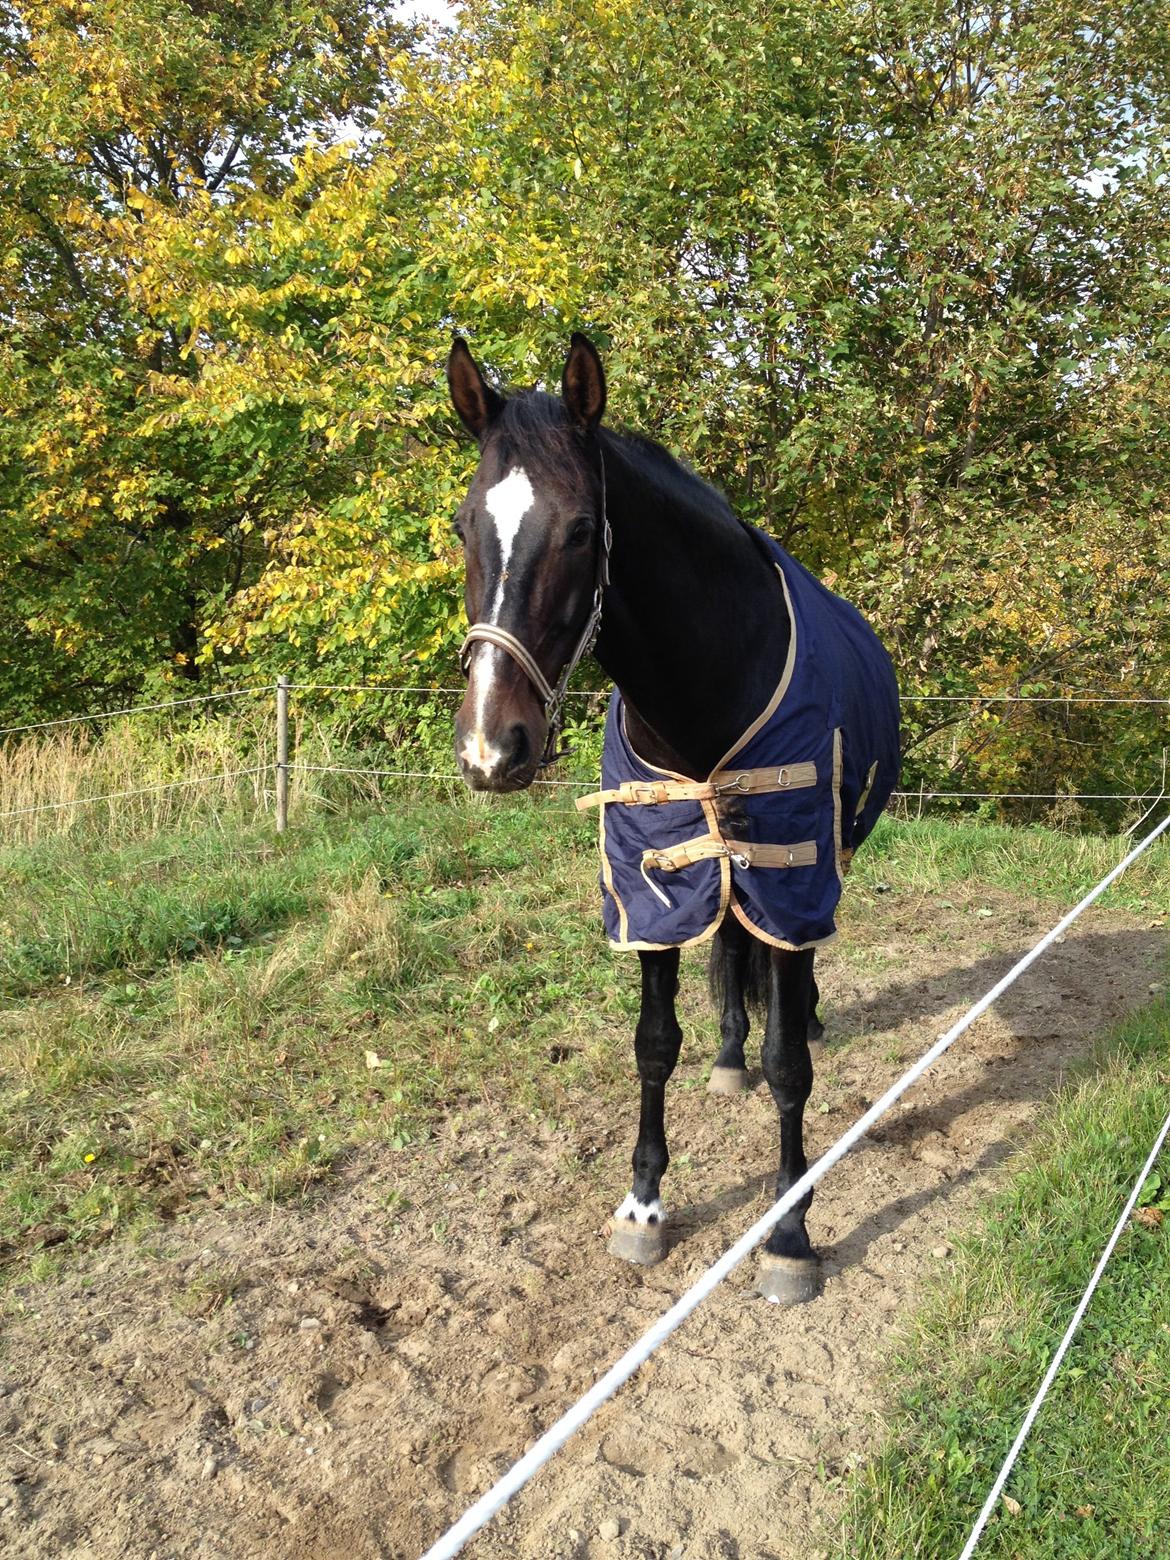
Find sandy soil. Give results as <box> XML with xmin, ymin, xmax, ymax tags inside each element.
<box><xmin>0</xmin><ymin>885</ymin><xmax>1164</xmax><ymax>1560</ymax></box>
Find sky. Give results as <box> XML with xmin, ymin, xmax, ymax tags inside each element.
<box><xmin>400</xmin><ymin>0</ymin><xmax>458</xmax><ymax>25</ymax></box>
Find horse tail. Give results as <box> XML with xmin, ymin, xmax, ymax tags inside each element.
<box><xmin>707</xmin><ymin>917</ymin><xmax>770</xmax><ymax>1016</ymax></box>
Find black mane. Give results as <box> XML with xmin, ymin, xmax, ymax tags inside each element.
<box><xmin>492</xmin><ymin>387</ymin><xmax>743</xmax><ymax>537</ymax></box>
<box><xmin>603</xmin><ymin>427</ymin><xmax>740</xmax><ymax>531</ymax></box>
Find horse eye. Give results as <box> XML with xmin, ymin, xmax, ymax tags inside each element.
<box><xmin>566</xmin><ymin>518</ymin><xmax>593</xmax><ymax>549</ymax></box>
<box><xmin>453</xmin><ymin>515</ymin><xmax>467</xmax><ymax>542</ymax></box>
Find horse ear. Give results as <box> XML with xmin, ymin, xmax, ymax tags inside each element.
<box><xmin>562</xmin><ymin>332</ymin><xmax>606</xmax><ymax>431</ymax></box>
<box><xmin>447</xmin><ymin>336</ymin><xmax>505</xmax><ymax>439</ymax></box>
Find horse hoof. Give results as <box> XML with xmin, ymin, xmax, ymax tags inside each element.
<box><xmin>707</xmin><ymin>1065</ymin><xmax>749</xmax><ymax>1096</ymax></box>
<box><xmin>757</xmin><ymin>1253</ymin><xmax>821</xmax><ymax>1306</ymax></box>
<box><xmin>607</xmin><ymin>1219</ymin><xmax>667</xmax><ymax>1266</ymax></box>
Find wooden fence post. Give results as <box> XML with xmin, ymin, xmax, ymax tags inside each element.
<box><xmin>275</xmin><ymin>675</ymin><xmax>290</xmax><ymax>833</ymax></box>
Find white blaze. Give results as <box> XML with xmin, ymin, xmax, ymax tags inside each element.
<box><xmin>463</xmin><ymin>467</ymin><xmax>536</xmax><ymax>773</ymax></box>
<box><xmin>484</xmin><ymin>467</ymin><xmax>535</xmax><ymax>618</ymax></box>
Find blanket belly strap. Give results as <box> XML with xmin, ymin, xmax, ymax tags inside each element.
<box><xmin>576</xmin><ymin>760</ymin><xmax>817</xmax><ymax>812</ymax></box>
<box><xmin>643</xmin><ymin>837</ymin><xmax>817</xmax><ymax>873</ymax></box>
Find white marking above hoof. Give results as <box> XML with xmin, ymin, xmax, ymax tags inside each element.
<box><xmin>614</xmin><ymin>1193</ymin><xmax>665</xmax><ymax>1226</ymax></box>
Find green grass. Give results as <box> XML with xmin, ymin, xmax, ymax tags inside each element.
<box><xmin>3</xmin><ymin>808</ymin><xmax>1162</xmax><ymax>999</ymax></box>
<box><xmin>1</xmin><ymin>788</ymin><xmax>1166</xmax><ymax>1283</ymax></box>
<box><xmin>855</xmin><ymin>812</ymin><xmax>1165</xmax><ymax>914</ymax></box>
<box><xmin>834</xmin><ymin>993</ymin><xmax>1170</xmax><ymax>1559</ymax></box>
<box><xmin>0</xmin><ymin>791</ymin><xmax>643</xmax><ymax>1271</ymax></box>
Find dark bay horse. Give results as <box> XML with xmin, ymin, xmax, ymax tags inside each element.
<box><xmin>447</xmin><ymin>334</ymin><xmax>899</xmax><ymax>1304</ymax></box>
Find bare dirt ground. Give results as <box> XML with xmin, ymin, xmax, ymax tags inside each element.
<box><xmin>1</xmin><ymin>887</ymin><xmax>1164</xmax><ymax>1560</ymax></box>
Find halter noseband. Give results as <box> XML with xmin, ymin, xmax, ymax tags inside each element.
<box><xmin>459</xmin><ymin>455</ymin><xmax>611</xmax><ymax>769</ymax></box>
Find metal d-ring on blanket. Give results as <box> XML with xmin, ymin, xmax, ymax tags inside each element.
<box><xmin>460</xmin><ymin>456</ymin><xmax>612</xmax><ymax>769</ymax></box>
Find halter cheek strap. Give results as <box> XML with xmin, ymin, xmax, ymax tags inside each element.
<box><xmin>459</xmin><ymin>455</ymin><xmax>611</xmax><ymax>769</ymax></box>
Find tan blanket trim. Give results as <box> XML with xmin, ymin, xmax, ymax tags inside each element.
<box><xmin>597</xmin><ymin>788</ymin><xmax>629</xmax><ymax>944</ymax></box>
<box><xmin>642</xmin><ymin>837</ymin><xmax>817</xmax><ymax>873</ymax></box>
<box><xmin>575</xmin><ymin>761</ymin><xmax>817</xmax><ymax>813</ymax></box>
<box><xmin>728</xmin><ymin>896</ymin><xmax>840</xmax><ymax>953</ymax></box>
<box><xmin>711</xmin><ymin>563</ymin><xmax>800</xmax><ymax>773</ymax></box>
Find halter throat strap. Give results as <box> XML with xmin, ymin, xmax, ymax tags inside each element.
<box><xmin>459</xmin><ymin>452</ymin><xmax>611</xmax><ymax>769</ymax></box>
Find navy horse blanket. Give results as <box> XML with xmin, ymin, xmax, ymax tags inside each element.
<box><xmin>578</xmin><ymin>532</ymin><xmax>900</xmax><ymax>951</ymax></box>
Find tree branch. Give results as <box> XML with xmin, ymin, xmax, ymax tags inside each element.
<box><xmin>208</xmin><ymin>134</ymin><xmax>245</xmax><ymax>193</ymax></box>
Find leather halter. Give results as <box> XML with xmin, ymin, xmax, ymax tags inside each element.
<box><xmin>460</xmin><ymin>454</ymin><xmax>611</xmax><ymax>769</ymax></box>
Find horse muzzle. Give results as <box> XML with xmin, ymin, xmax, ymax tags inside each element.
<box><xmin>455</xmin><ymin>710</ymin><xmax>546</xmax><ymax>793</ymax></box>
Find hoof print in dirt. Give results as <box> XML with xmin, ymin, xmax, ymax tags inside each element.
<box><xmin>756</xmin><ymin>1253</ymin><xmax>821</xmax><ymax>1306</ymax></box>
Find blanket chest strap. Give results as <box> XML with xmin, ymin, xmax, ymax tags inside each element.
<box><xmin>576</xmin><ymin>760</ymin><xmax>818</xmax><ymax>813</ymax></box>
<box><xmin>643</xmin><ymin>837</ymin><xmax>817</xmax><ymax>873</ymax></box>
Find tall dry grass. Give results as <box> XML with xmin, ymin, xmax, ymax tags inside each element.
<box><xmin>0</xmin><ymin>710</ymin><xmax>274</xmax><ymax>846</ymax></box>
<box><xmin>0</xmin><ymin>700</ymin><xmax>427</xmax><ymax>846</ymax></box>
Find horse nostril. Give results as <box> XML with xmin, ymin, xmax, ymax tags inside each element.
<box><xmin>507</xmin><ymin>724</ymin><xmax>531</xmax><ymax>774</ymax></box>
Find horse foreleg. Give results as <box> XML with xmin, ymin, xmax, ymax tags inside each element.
<box><xmin>758</xmin><ymin>947</ymin><xmax>821</xmax><ymax>1305</ymax></box>
<box><xmin>608</xmin><ymin>948</ymin><xmax>682</xmax><ymax>1267</ymax></box>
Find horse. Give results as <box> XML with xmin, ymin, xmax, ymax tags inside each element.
<box><xmin>446</xmin><ymin>333</ymin><xmax>899</xmax><ymax>1304</ymax></box>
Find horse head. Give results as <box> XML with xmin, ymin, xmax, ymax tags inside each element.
<box><xmin>447</xmin><ymin>334</ymin><xmax>609</xmax><ymax>791</ymax></box>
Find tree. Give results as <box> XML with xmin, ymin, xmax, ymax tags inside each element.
<box><xmin>0</xmin><ymin>0</ymin><xmax>407</xmax><ymax>718</ymax></box>
<box><xmin>4</xmin><ymin>0</ymin><xmax>1170</xmax><ymax>813</ymax></box>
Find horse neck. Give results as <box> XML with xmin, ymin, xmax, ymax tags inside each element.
<box><xmin>594</xmin><ymin>437</ymin><xmax>790</xmax><ymax>779</ymax></box>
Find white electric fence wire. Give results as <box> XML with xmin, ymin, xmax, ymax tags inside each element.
<box><xmin>286</xmin><ymin>684</ymin><xmax>1168</xmax><ymax>706</ymax></box>
<box><xmin>418</xmin><ymin>809</ymin><xmax>1170</xmax><ymax>1560</ymax></box>
<box><xmin>893</xmin><ymin>791</ymin><xmax>1153</xmax><ymax>802</ymax></box>
<box><xmin>288</xmin><ymin>689</ymin><xmax>477</xmax><ymax>702</ymax></box>
<box><xmin>288</xmin><ymin>764</ymin><xmax>1155</xmax><ymax>804</ymax></box>
<box><xmin>289</xmin><ymin>763</ymin><xmax>589</xmax><ymax>789</ymax></box>
<box><xmin>5</xmin><ymin>763</ymin><xmax>1157</xmax><ymax>818</ymax></box>
<box><xmin>906</xmin><ymin>694</ymin><xmax>1170</xmax><ymax>705</ymax></box>
<box><xmin>0</xmin><ymin>767</ymin><xmax>268</xmax><ymax>819</ymax></box>
<box><xmin>958</xmin><ymin>1104</ymin><xmax>1170</xmax><ymax>1559</ymax></box>
<box><xmin>288</xmin><ymin>683</ymin><xmax>608</xmax><ymax>697</ymax></box>
<box><xmin>1</xmin><ymin>685</ymin><xmax>1161</xmax><ymax>736</ymax></box>
<box><xmin>0</xmin><ymin>686</ymin><xmax>267</xmax><ymax>738</ymax></box>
